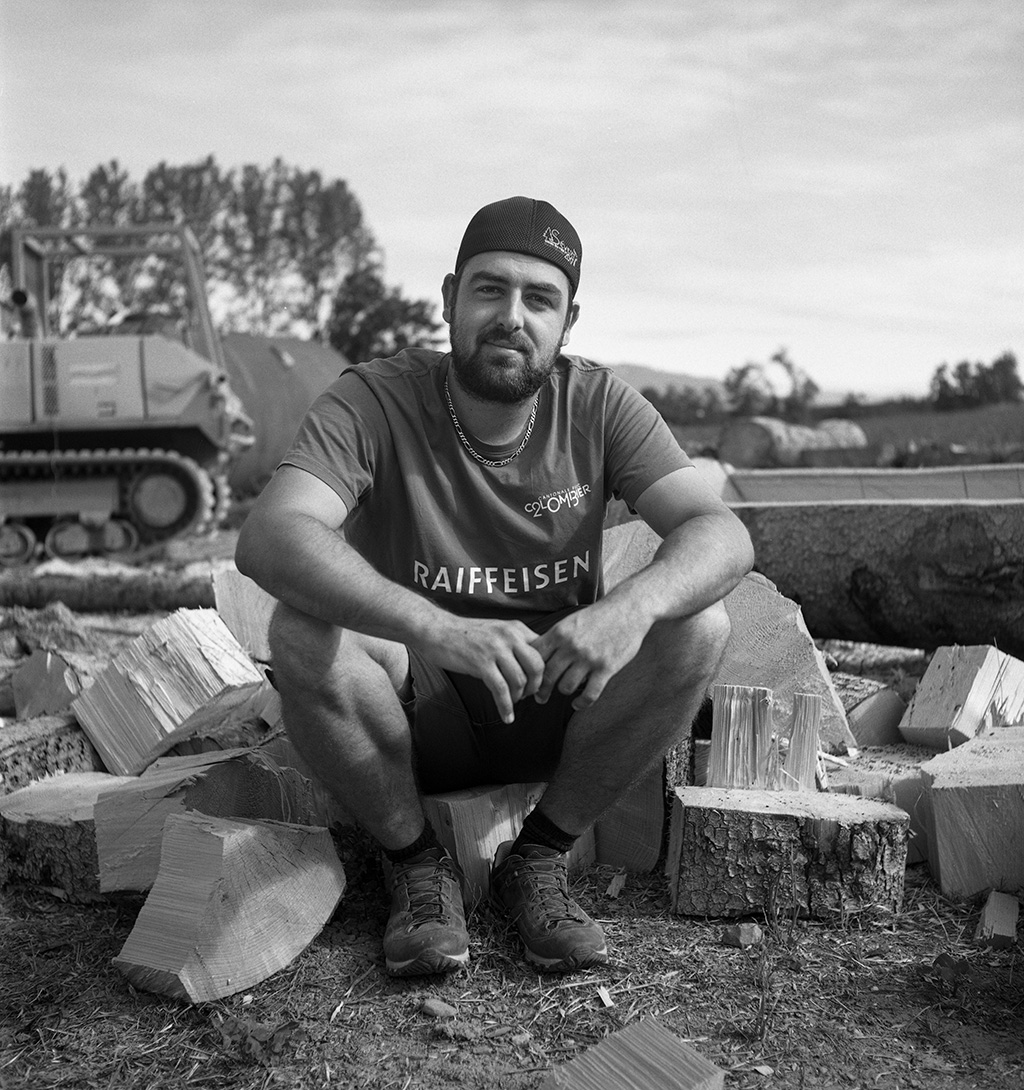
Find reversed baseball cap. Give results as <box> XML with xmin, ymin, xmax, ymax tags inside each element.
<box><xmin>455</xmin><ymin>196</ymin><xmax>582</xmax><ymax>296</ymax></box>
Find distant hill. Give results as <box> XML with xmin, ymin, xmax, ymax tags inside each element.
<box><xmin>607</xmin><ymin>362</ymin><xmax>725</xmax><ymax>397</ymax></box>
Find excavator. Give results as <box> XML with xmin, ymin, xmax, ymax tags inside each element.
<box><xmin>0</xmin><ymin>224</ymin><xmax>254</xmax><ymax>565</ymax></box>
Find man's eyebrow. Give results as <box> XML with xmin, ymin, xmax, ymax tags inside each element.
<box><xmin>466</xmin><ymin>270</ymin><xmax>564</xmax><ymax>298</ymax></box>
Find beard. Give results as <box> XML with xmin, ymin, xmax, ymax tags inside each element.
<box><xmin>449</xmin><ymin>323</ymin><xmax>562</xmax><ymax>405</ymax></box>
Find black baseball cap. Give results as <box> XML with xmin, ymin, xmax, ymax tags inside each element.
<box><xmin>455</xmin><ymin>196</ymin><xmax>582</xmax><ymax>296</ymax></box>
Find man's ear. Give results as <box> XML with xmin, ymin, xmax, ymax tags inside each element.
<box><xmin>441</xmin><ymin>273</ymin><xmax>457</xmax><ymax>324</ymax></box>
<box><xmin>560</xmin><ymin>301</ymin><xmax>581</xmax><ymax>347</ymax></box>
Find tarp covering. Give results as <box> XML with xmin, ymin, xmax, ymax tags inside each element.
<box><xmin>717</xmin><ymin>416</ymin><xmax>868</xmax><ymax>469</ymax></box>
<box><xmin>221</xmin><ymin>333</ymin><xmax>349</xmax><ymax>494</ymax></box>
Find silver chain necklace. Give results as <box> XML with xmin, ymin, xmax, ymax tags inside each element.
<box><xmin>444</xmin><ymin>378</ymin><xmax>538</xmax><ymax>468</ymax></box>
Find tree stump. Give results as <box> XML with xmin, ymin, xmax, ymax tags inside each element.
<box><xmin>667</xmin><ymin>786</ymin><xmax>908</xmax><ymax>919</ymax></box>
<box><xmin>112</xmin><ymin>812</ymin><xmax>345</xmax><ymax>1002</ymax></box>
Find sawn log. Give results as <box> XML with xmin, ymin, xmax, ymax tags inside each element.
<box><xmin>731</xmin><ymin>499</ymin><xmax>1024</xmax><ymax>658</ymax></box>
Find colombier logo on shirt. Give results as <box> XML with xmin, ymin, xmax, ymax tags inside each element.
<box><xmin>413</xmin><ymin>551</ymin><xmax>591</xmax><ymax>596</ymax></box>
<box><xmin>543</xmin><ymin>226</ymin><xmax>579</xmax><ymax>268</ymax></box>
<box><xmin>524</xmin><ymin>482</ymin><xmax>592</xmax><ymax>518</ymax></box>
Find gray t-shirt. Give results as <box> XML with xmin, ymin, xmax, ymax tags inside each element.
<box><xmin>281</xmin><ymin>349</ymin><xmax>690</xmax><ymax>622</ymax></box>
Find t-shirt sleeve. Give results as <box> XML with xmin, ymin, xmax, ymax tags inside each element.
<box><xmin>601</xmin><ymin>377</ymin><xmax>693</xmax><ymax>509</ymax></box>
<box><xmin>278</xmin><ymin>370</ymin><xmax>389</xmax><ymax>511</ymax></box>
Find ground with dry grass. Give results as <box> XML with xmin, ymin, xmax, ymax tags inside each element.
<box><xmin>1</xmin><ymin>524</ymin><xmax>1022</xmax><ymax>1088</ymax></box>
<box><xmin>2</xmin><ymin>835</ymin><xmax>1022</xmax><ymax>1090</ymax></box>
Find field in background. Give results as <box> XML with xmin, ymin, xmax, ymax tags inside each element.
<box><xmin>671</xmin><ymin>401</ymin><xmax>1024</xmax><ymax>461</ymax></box>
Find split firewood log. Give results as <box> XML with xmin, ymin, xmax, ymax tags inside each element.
<box><xmin>112</xmin><ymin>812</ymin><xmax>346</xmax><ymax>1003</ymax></box>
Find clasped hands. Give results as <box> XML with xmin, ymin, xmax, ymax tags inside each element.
<box><xmin>426</xmin><ymin>598</ymin><xmax>651</xmax><ymax>725</ymax></box>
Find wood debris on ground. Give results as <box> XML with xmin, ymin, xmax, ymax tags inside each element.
<box><xmin>2</xmin><ymin>523</ymin><xmax>1022</xmax><ymax>1016</ymax></box>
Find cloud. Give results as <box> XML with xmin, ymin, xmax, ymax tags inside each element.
<box><xmin>1</xmin><ymin>0</ymin><xmax>1019</xmax><ymax>397</ymax></box>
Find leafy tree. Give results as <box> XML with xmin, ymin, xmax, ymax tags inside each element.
<box><xmin>17</xmin><ymin>166</ymin><xmax>76</xmax><ymax>226</ymax></box>
<box><xmin>327</xmin><ymin>257</ymin><xmax>442</xmax><ymax>362</ymax></box>
<box><xmin>724</xmin><ymin>348</ymin><xmax>819</xmax><ymax>421</ymax></box>
<box><xmin>929</xmin><ymin>351</ymin><xmax>1022</xmax><ymax>410</ymax></box>
<box><xmin>0</xmin><ymin>157</ymin><xmax>439</xmax><ymax>351</ymax></box>
<box><xmin>79</xmin><ymin>160</ymin><xmax>137</xmax><ymax>225</ymax></box>
<box><xmin>987</xmin><ymin>351</ymin><xmax>1023</xmax><ymax>403</ymax></box>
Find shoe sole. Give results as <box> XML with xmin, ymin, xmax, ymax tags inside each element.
<box><xmin>490</xmin><ymin>886</ymin><xmax>609</xmax><ymax>973</ymax></box>
<box><xmin>385</xmin><ymin>949</ymin><xmax>470</xmax><ymax>977</ymax></box>
<box><xmin>523</xmin><ymin>945</ymin><xmax>609</xmax><ymax>973</ymax></box>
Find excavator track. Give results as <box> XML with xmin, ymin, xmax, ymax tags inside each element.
<box><xmin>0</xmin><ymin>447</ymin><xmax>218</xmax><ymax>565</ymax></box>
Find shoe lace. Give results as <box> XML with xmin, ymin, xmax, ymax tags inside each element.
<box><xmin>514</xmin><ymin>857</ymin><xmax>588</xmax><ymax>927</ymax></box>
<box><xmin>395</xmin><ymin>854</ymin><xmax>454</xmax><ymax>928</ymax></box>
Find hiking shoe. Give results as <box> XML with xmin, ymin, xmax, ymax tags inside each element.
<box><xmin>382</xmin><ymin>846</ymin><xmax>469</xmax><ymax>976</ymax></box>
<box><xmin>490</xmin><ymin>842</ymin><xmax>608</xmax><ymax>972</ymax></box>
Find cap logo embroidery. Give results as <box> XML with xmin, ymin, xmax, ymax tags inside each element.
<box><xmin>542</xmin><ymin>226</ymin><xmax>579</xmax><ymax>268</ymax></box>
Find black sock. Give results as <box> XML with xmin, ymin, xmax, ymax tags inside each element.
<box><xmin>512</xmin><ymin>808</ymin><xmax>578</xmax><ymax>855</ymax></box>
<box><xmin>383</xmin><ymin>819</ymin><xmax>441</xmax><ymax>863</ymax></box>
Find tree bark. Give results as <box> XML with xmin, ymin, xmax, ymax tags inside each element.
<box><xmin>732</xmin><ymin>500</ymin><xmax>1024</xmax><ymax>657</ymax></box>
<box><xmin>0</xmin><ymin>715</ymin><xmax>104</xmax><ymax>795</ymax></box>
<box><xmin>0</xmin><ymin>771</ymin><xmax>134</xmax><ymax>897</ymax></box>
<box><xmin>667</xmin><ymin>786</ymin><xmax>908</xmax><ymax>919</ymax></box>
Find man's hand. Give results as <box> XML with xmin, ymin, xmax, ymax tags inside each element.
<box><xmin>417</xmin><ymin>616</ymin><xmax>548</xmax><ymax>725</ymax></box>
<box><xmin>530</xmin><ymin>597</ymin><xmax>652</xmax><ymax>713</ymax></box>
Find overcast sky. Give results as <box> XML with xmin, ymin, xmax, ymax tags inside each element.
<box><xmin>1</xmin><ymin>0</ymin><xmax>1021</xmax><ymax>399</ymax></box>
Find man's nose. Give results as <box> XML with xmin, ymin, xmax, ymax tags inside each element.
<box><xmin>494</xmin><ymin>292</ymin><xmax>524</xmax><ymax>330</ymax></box>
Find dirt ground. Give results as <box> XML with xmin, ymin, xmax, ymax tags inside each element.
<box><xmin>2</xmin><ymin>854</ymin><xmax>1022</xmax><ymax>1090</ymax></box>
<box><xmin>1</xmin><ymin>528</ymin><xmax>1022</xmax><ymax>1090</ymax></box>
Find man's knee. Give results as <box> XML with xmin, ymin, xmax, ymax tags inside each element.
<box><xmin>268</xmin><ymin>602</ymin><xmax>410</xmax><ymax>699</ymax></box>
<box><xmin>647</xmin><ymin>600</ymin><xmax>731</xmax><ymax>692</ymax></box>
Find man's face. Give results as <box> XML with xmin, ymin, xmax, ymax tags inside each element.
<box><xmin>442</xmin><ymin>252</ymin><xmax>580</xmax><ymax>404</ymax></box>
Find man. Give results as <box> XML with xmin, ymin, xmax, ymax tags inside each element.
<box><xmin>235</xmin><ymin>196</ymin><xmax>754</xmax><ymax>977</ymax></box>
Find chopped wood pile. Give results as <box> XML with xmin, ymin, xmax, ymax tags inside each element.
<box><xmin>1</xmin><ymin>524</ymin><xmax>1021</xmax><ymax>1008</ymax></box>
<box><xmin>112</xmin><ymin>812</ymin><xmax>345</xmax><ymax>1003</ymax></box>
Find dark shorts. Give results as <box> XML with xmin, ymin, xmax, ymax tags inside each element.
<box><xmin>406</xmin><ymin>608</ymin><xmax>580</xmax><ymax>794</ymax></box>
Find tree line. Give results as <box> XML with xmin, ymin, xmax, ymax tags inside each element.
<box><xmin>643</xmin><ymin>348</ymin><xmax>1021</xmax><ymax>427</ymax></box>
<box><xmin>0</xmin><ymin>156</ymin><xmax>442</xmax><ymax>361</ymax></box>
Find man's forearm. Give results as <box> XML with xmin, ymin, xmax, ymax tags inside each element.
<box><xmin>604</xmin><ymin>512</ymin><xmax>754</xmax><ymax>628</ymax></box>
<box><xmin>235</xmin><ymin>510</ymin><xmax>445</xmax><ymax>647</ymax></box>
